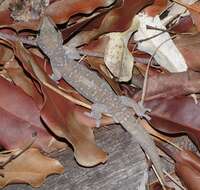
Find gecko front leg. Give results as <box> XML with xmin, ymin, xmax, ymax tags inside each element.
<box><xmin>119</xmin><ymin>96</ymin><xmax>151</xmax><ymax>120</ymax></box>
<box><xmin>85</xmin><ymin>103</ymin><xmax>110</xmax><ymax>128</ymax></box>
<box><xmin>50</xmin><ymin>66</ymin><xmax>62</xmax><ymax>81</ymax></box>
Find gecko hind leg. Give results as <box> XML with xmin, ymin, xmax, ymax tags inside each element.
<box><xmin>119</xmin><ymin>96</ymin><xmax>151</xmax><ymax>120</ymax></box>
<box><xmin>85</xmin><ymin>103</ymin><xmax>109</xmax><ymax>128</ymax></box>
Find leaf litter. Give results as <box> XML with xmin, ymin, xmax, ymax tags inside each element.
<box><xmin>0</xmin><ymin>0</ymin><xmax>200</xmax><ymax>189</ymax></box>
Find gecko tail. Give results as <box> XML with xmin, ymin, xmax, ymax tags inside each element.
<box><xmin>120</xmin><ymin>116</ymin><xmax>166</xmax><ymax>187</ymax></box>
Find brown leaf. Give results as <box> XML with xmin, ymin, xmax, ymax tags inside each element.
<box><xmin>175</xmin><ymin>162</ymin><xmax>200</xmax><ymax>190</ymax></box>
<box><xmin>187</xmin><ymin>1</ymin><xmax>200</xmax><ymax>32</ymax></box>
<box><xmin>65</xmin><ymin>0</ymin><xmax>154</xmax><ymax>48</ymax></box>
<box><xmin>171</xmin><ymin>15</ymin><xmax>194</xmax><ymax>33</ymax></box>
<box><xmin>0</xmin><ymin>0</ymin><xmax>116</xmax><ymax>31</ymax></box>
<box><xmin>45</xmin><ymin>0</ymin><xmax>115</xmax><ymax>24</ymax></box>
<box><xmin>12</xmin><ymin>41</ymin><xmax>108</xmax><ymax>167</ymax></box>
<box><xmin>175</xmin><ymin>34</ymin><xmax>200</xmax><ymax>71</ymax></box>
<box><xmin>134</xmin><ymin>70</ymin><xmax>200</xmax><ymax>101</ymax></box>
<box><xmin>0</xmin><ymin>148</ymin><xmax>64</xmax><ymax>188</ymax></box>
<box><xmin>156</xmin><ymin>143</ymin><xmax>200</xmax><ymax>190</ymax></box>
<box><xmin>144</xmin><ymin>0</ymin><xmax>168</xmax><ymax>16</ymax></box>
<box><xmin>0</xmin><ymin>76</ymin><xmax>66</xmax><ymax>152</ymax></box>
<box><xmin>0</xmin><ymin>44</ymin><xmax>14</xmax><ymax>64</ymax></box>
<box><xmin>144</xmin><ymin>96</ymin><xmax>200</xmax><ymax>149</ymax></box>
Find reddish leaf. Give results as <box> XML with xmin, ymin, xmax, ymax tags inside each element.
<box><xmin>156</xmin><ymin>143</ymin><xmax>200</xmax><ymax>190</ymax></box>
<box><xmin>144</xmin><ymin>96</ymin><xmax>200</xmax><ymax>149</ymax></box>
<box><xmin>45</xmin><ymin>0</ymin><xmax>115</xmax><ymax>24</ymax></box>
<box><xmin>171</xmin><ymin>15</ymin><xmax>194</xmax><ymax>33</ymax></box>
<box><xmin>0</xmin><ymin>76</ymin><xmax>66</xmax><ymax>152</ymax></box>
<box><xmin>0</xmin><ymin>0</ymin><xmax>116</xmax><ymax>31</ymax></box>
<box><xmin>11</xmin><ymin>41</ymin><xmax>108</xmax><ymax>167</ymax></box>
<box><xmin>144</xmin><ymin>0</ymin><xmax>168</xmax><ymax>16</ymax></box>
<box><xmin>65</xmin><ymin>0</ymin><xmax>154</xmax><ymax>48</ymax></box>
<box><xmin>175</xmin><ymin>34</ymin><xmax>200</xmax><ymax>71</ymax></box>
<box><xmin>134</xmin><ymin>70</ymin><xmax>200</xmax><ymax>101</ymax></box>
<box><xmin>176</xmin><ymin>162</ymin><xmax>200</xmax><ymax>190</ymax></box>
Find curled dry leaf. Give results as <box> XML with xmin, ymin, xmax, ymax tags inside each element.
<box><xmin>11</xmin><ymin>41</ymin><xmax>108</xmax><ymax>167</ymax></box>
<box><xmin>65</xmin><ymin>0</ymin><xmax>154</xmax><ymax>49</ymax></box>
<box><xmin>156</xmin><ymin>142</ymin><xmax>200</xmax><ymax>190</ymax></box>
<box><xmin>0</xmin><ymin>75</ymin><xmax>66</xmax><ymax>152</ymax></box>
<box><xmin>144</xmin><ymin>0</ymin><xmax>168</xmax><ymax>16</ymax></box>
<box><xmin>134</xmin><ymin>70</ymin><xmax>200</xmax><ymax>101</ymax></box>
<box><xmin>0</xmin><ymin>0</ymin><xmax>116</xmax><ymax>31</ymax></box>
<box><xmin>134</xmin><ymin>14</ymin><xmax>187</xmax><ymax>72</ymax></box>
<box><xmin>0</xmin><ymin>148</ymin><xmax>64</xmax><ymax>188</ymax></box>
<box><xmin>45</xmin><ymin>0</ymin><xmax>116</xmax><ymax>24</ymax></box>
<box><xmin>163</xmin><ymin>0</ymin><xmax>198</xmax><ymax>26</ymax></box>
<box><xmin>104</xmin><ymin>17</ymin><xmax>139</xmax><ymax>82</ymax></box>
<box><xmin>174</xmin><ymin>33</ymin><xmax>200</xmax><ymax>71</ymax></box>
<box><xmin>144</xmin><ymin>96</ymin><xmax>200</xmax><ymax>149</ymax></box>
<box><xmin>172</xmin><ymin>0</ymin><xmax>200</xmax><ymax>32</ymax></box>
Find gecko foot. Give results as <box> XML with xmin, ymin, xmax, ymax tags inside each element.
<box><xmin>49</xmin><ymin>73</ymin><xmax>62</xmax><ymax>83</ymax></box>
<box><xmin>84</xmin><ymin>103</ymin><xmax>109</xmax><ymax>128</ymax></box>
<box><xmin>120</xmin><ymin>96</ymin><xmax>151</xmax><ymax>120</ymax></box>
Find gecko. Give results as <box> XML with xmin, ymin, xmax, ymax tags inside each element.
<box><xmin>37</xmin><ymin>17</ymin><xmax>166</xmax><ymax>187</ymax></box>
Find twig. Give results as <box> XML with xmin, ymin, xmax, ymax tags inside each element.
<box><xmin>140</xmin><ymin>36</ymin><xmax>176</xmax><ymax>105</ymax></box>
<box><xmin>0</xmin><ymin>132</ymin><xmax>37</xmax><ymax>169</ymax></box>
<box><xmin>135</xmin><ymin>30</ymin><xmax>167</xmax><ymax>43</ymax></box>
<box><xmin>170</xmin><ymin>0</ymin><xmax>188</xmax><ymax>8</ymax></box>
<box><xmin>42</xmin><ymin>81</ymin><xmax>92</xmax><ymax>110</ymax></box>
<box><xmin>159</xmin><ymin>153</ymin><xmax>174</xmax><ymax>164</ymax></box>
<box><xmin>152</xmin><ymin>133</ymin><xmax>182</xmax><ymax>151</ymax></box>
<box><xmin>163</xmin><ymin>170</ymin><xmax>186</xmax><ymax>190</ymax></box>
<box><xmin>146</xmin><ymin>154</ymin><xmax>167</xmax><ymax>190</ymax></box>
<box><xmin>0</xmin><ymin>149</ymin><xmax>20</xmax><ymax>154</ymax></box>
<box><xmin>147</xmin><ymin>25</ymin><xmax>198</xmax><ymax>36</ymax></box>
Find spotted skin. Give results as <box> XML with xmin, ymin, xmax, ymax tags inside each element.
<box><xmin>37</xmin><ymin>17</ymin><xmax>166</xmax><ymax>186</ymax></box>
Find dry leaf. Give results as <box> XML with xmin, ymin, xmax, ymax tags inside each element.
<box><xmin>65</xmin><ymin>0</ymin><xmax>153</xmax><ymax>49</ymax></box>
<box><xmin>134</xmin><ymin>14</ymin><xmax>187</xmax><ymax>72</ymax></box>
<box><xmin>134</xmin><ymin>70</ymin><xmax>200</xmax><ymax>101</ymax></box>
<box><xmin>144</xmin><ymin>96</ymin><xmax>200</xmax><ymax>149</ymax></box>
<box><xmin>0</xmin><ymin>148</ymin><xmax>64</xmax><ymax>188</ymax></box>
<box><xmin>156</xmin><ymin>142</ymin><xmax>200</xmax><ymax>190</ymax></box>
<box><xmin>0</xmin><ymin>75</ymin><xmax>65</xmax><ymax>153</ymax></box>
<box><xmin>175</xmin><ymin>33</ymin><xmax>200</xmax><ymax>71</ymax></box>
<box><xmin>12</xmin><ymin>41</ymin><xmax>108</xmax><ymax>167</ymax></box>
<box><xmin>144</xmin><ymin>0</ymin><xmax>168</xmax><ymax>16</ymax></box>
<box><xmin>104</xmin><ymin>17</ymin><xmax>139</xmax><ymax>81</ymax></box>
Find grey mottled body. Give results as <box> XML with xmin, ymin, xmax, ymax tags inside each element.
<box><xmin>61</xmin><ymin>59</ymin><xmax>165</xmax><ymax>185</ymax></box>
<box><xmin>37</xmin><ymin>17</ymin><xmax>165</xmax><ymax>186</ymax></box>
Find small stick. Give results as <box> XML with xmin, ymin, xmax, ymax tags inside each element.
<box><xmin>146</xmin><ymin>154</ymin><xmax>167</xmax><ymax>190</ymax></box>
<box><xmin>0</xmin><ymin>133</ymin><xmax>37</xmax><ymax>169</ymax></box>
<box><xmin>140</xmin><ymin>36</ymin><xmax>176</xmax><ymax>105</ymax></box>
<box><xmin>42</xmin><ymin>81</ymin><xmax>113</xmax><ymax>117</ymax></box>
<box><xmin>163</xmin><ymin>170</ymin><xmax>186</xmax><ymax>190</ymax></box>
<box><xmin>42</xmin><ymin>81</ymin><xmax>92</xmax><ymax>110</ymax></box>
<box><xmin>159</xmin><ymin>153</ymin><xmax>174</xmax><ymax>164</ymax></box>
<box><xmin>152</xmin><ymin>133</ymin><xmax>183</xmax><ymax>151</ymax></box>
<box><xmin>135</xmin><ymin>30</ymin><xmax>166</xmax><ymax>43</ymax></box>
